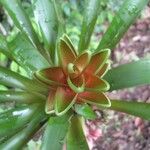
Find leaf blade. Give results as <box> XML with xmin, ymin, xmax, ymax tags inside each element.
<box><xmin>32</xmin><ymin>0</ymin><xmax>59</xmax><ymax>62</ymax></box>
<box><xmin>104</xmin><ymin>59</ymin><xmax>150</xmax><ymax>91</ymax></box>
<box><xmin>96</xmin><ymin>0</ymin><xmax>149</xmax><ymax>51</ymax></box>
<box><xmin>41</xmin><ymin>113</ymin><xmax>70</xmax><ymax>150</ymax></box>
<box><xmin>8</xmin><ymin>33</ymin><xmax>49</xmax><ymax>75</ymax></box>
<box><xmin>0</xmin><ymin>104</ymin><xmax>40</xmax><ymax>141</ymax></box>
<box><xmin>0</xmin><ymin>0</ymin><xmax>50</xmax><ymax>61</ymax></box>
<box><xmin>0</xmin><ymin>34</ymin><xmax>12</xmax><ymax>59</ymax></box>
<box><xmin>0</xmin><ymin>66</ymin><xmax>48</xmax><ymax>94</ymax></box>
<box><xmin>0</xmin><ymin>90</ymin><xmax>46</xmax><ymax>104</ymax></box>
<box><xmin>74</xmin><ymin>104</ymin><xmax>96</xmax><ymax>120</ymax></box>
<box><xmin>78</xmin><ymin>0</ymin><xmax>101</xmax><ymax>53</ymax></box>
<box><xmin>0</xmin><ymin>106</ymin><xmax>47</xmax><ymax>149</ymax></box>
<box><xmin>66</xmin><ymin>115</ymin><xmax>89</xmax><ymax>150</ymax></box>
<box><xmin>107</xmin><ymin>99</ymin><xmax>150</xmax><ymax>120</ymax></box>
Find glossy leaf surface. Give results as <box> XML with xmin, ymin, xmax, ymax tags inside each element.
<box><xmin>0</xmin><ymin>34</ymin><xmax>12</xmax><ymax>59</ymax></box>
<box><xmin>0</xmin><ymin>0</ymin><xmax>50</xmax><ymax>61</ymax></box>
<box><xmin>78</xmin><ymin>0</ymin><xmax>101</xmax><ymax>53</ymax></box>
<box><xmin>96</xmin><ymin>0</ymin><xmax>149</xmax><ymax>51</ymax></box>
<box><xmin>32</xmin><ymin>0</ymin><xmax>58</xmax><ymax>62</ymax></box>
<box><xmin>66</xmin><ymin>116</ymin><xmax>89</xmax><ymax>150</ymax></box>
<box><xmin>0</xmin><ymin>104</ymin><xmax>40</xmax><ymax>141</ymax></box>
<box><xmin>0</xmin><ymin>90</ymin><xmax>46</xmax><ymax>103</ymax></box>
<box><xmin>74</xmin><ymin>104</ymin><xmax>96</xmax><ymax>120</ymax></box>
<box><xmin>108</xmin><ymin>100</ymin><xmax>150</xmax><ymax>120</ymax></box>
<box><xmin>0</xmin><ymin>66</ymin><xmax>48</xmax><ymax>94</ymax></box>
<box><xmin>0</xmin><ymin>0</ymin><xmax>36</xmax><ymax>46</ymax></box>
<box><xmin>41</xmin><ymin>113</ymin><xmax>70</xmax><ymax>150</ymax></box>
<box><xmin>104</xmin><ymin>59</ymin><xmax>150</xmax><ymax>91</ymax></box>
<box><xmin>8</xmin><ymin>33</ymin><xmax>49</xmax><ymax>75</ymax></box>
<box><xmin>0</xmin><ymin>106</ymin><xmax>46</xmax><ymax>149</ymax></box>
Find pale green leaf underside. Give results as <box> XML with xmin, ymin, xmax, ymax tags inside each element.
<box><xmin>107</xmin><ymin>100</ymin><xmax>150</xmax><ymax>121</ymax></box>
<box><xmin>104</xmin><ymin>59</ymin><xmax>150</xmax><ymax>91</ymax></box>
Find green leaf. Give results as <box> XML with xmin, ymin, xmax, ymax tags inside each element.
<box><xmin>66</xmin><ymin>115</ymin><xmax>89</xmax><ymax>150</ymax></box>
<box><xmin>0</xmin><ymin>0</ymin><xmax>36</xmax><ymax>44</ymax></box>
<box><xmin>0</xmin><ymin>104</ymin><xmax>40</xmax><ymax>142</ymax></box>
<box><xmin>0</xmin><ymin>0</ymin><xmax>50</xmax><ymax>61</ymax></box>
<box><xmin>0</xmin><ymin>90</ymin><xmax>46</xmax><ymax>104</ymax></box>
<box><xmin>107</xmin><ymin>99</ymin><xmax>150</xmax><ymax>120</ymax></box>
<box><xmin>8</xmin><ymin>33</ymin><xmax>49</xmax><ymax>75</ymax></box>
<box><xmin>53</xmin><ymin>0</ymin><xmax>65</xmax><ymax>37</ymax></box>
<box><xmin>32</xmin><ymin>0</ymin><xmax>59</xmax><ymax>63</ymax></box>
<box><xmin>0</xmin><ymin>66</ymin><xmax>48</xmax><ymax>94</ymax></box>
<box><xmin>0</xmin><ymin>106</ymin><xmax>47</xmax><ymax>150</ymax></box>
<box><xmin>41</xmin><ymin>113</ymin><xmax>71</xmax><ymax>150</ymax></box>
<box><xmin>74</xmin><ymin>104</ymin><xmax>96</xmax><ymax>120</ymax></box>
<box><xmin>0</xmin><ymin>34</ymin><xmax>12</xmax><ymax>59</ymax></box>
<box><xmin>78</xmin><ymin>0</ymin><xmax>101</xmax><ymax>53</ymax></box>
<box><xmin>96</xmin><ymin>0</ymin><xmax>149</xmax><ymax>51</ymax></box>
<box><xmin>104</xmin><ymin>59</ymin><xmax>150</xmax><ymax>91</ymax></box>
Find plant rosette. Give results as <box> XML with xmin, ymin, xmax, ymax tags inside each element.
<box><xmin>34</xmin><ymin>35</ymin><xmax>111</xmax><ymax>117</ymax></box>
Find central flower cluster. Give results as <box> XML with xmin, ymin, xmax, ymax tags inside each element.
<box><xmin>35</xmin><ymin>35</ymin><xmax>111</xmax><ymax>116</ymax></box>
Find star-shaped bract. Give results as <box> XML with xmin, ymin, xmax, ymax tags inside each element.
<box><xmin>35</xmin><ymin>35</ymin><xmax>111</xmax><ymax>116</ymax></box>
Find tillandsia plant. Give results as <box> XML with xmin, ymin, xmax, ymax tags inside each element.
<box><xmin>0</xmin><ymin>0</ymin><xmax>150</xmax><ymax>150</ymax></box>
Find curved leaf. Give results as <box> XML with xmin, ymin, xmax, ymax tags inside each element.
<box><xmin>96</xmin><ymin>0</ymin><xmax>149</xmax><ymax>51</ymax></box>
<box><xmin>0</xmin><ymin>34</ymin><xmax>12</xmax><ymax>59</ymax></box>
<box><xmin>8</xmin><ymin>33</ymin><xmax>49</xmax><ymax>75</ymax></box>
<box><xmin>0</xmin><ymin>104</ymin><xmax>40</xmax><ymax>142</ymax></box>
<box><xmin>107</xmin><ymin>99</ymin><xmax>150</xmax><ymax>120</ymax></box>
<box><xmin>41</xmin><ymin>113</ymin><xmax>71</xmax><ymax>150</ymax></box>
<box><xmin>0</xmin><ymin>66</ymin><xmax>49</xmax><ymax>94</ymax></box>
<box><xmin>0</xmin><ymin>90</ymin><xmax>46</xmax><ymax>104</ymax></box>
<box><xmin>32</xmin><ymin>0</ymin><xmax>59</xmax><ymax>63</ymax></box>
<box><xmin>66</xmin><ymin>115</ymin><xmax>89</xmax><ymax>150</ymax></box>
<box><xmin>0</xmin><ymin>106</ymin><xmax>47</xmax><ymax>149</ymax></box>
<box><xmin>74</xmin><ymin>104</ymin><xmax>96</xmax><ymax>120</ymax></box>
<box><xmin>54</xmin><ymin>87</ymin><xmax>77</xmax><ymax>116</ymax></box>
<box><xmin>0</xmin><ymin>0</ymin><xmax>50</xmax><ymax>61</ymax></box>
<box><xmin>79</xmin><ymin>91</ymin><xmax>111</xmax><ymax>108</ymax></box>
<box><xmin>104</xmin><ymin>59</ymin><xmax>150</xmax><ymax>91</ymax></box>
<box><xmin>78</xmin><ymin>0</ymin><xmax>101</xmax><ymax>53</ymax></box>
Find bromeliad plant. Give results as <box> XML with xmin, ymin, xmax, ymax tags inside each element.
<box><xmin>0</xmin><ymin>0</ymin><xmax>150</xmax><ymax>149</ymax></box>
<box><xmin>35</xmin><ymin>38</ymin><xmax>111</xmax><ymax>116</ymax></box>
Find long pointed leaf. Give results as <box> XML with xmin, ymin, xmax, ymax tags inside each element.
<box><xmin>0</xmin><ymin>66</ymin><xmax>48</xmax><ymax>94</ymax></box>
<box><xmin>66</xmin><ymin>115</ymin><xmax>89</xmax><ymax>150</ymax></box>
<box><xmin>96</xmin><ymin>0</ymin><xmax>149</xmax><ymax>51</ymax></box>
<box><xmin>104</xmin><ymin>59</ymin><xmax>150</xmax><ymax>91</ymax></box>
<box><xmin>0</xmin><ymin>34</ymin><xmax>12</xmax><ymax>59</ymax></box>
<box><xmin>107</xmin><ymin>99</ymin><xmax>150</xmax><ymax>120</ymax></box>
<box><xmin>41</xmin><ymin>113</ymin><xmax>71</xmax><ymax>150</ymax></box>
<box><xmin>8</xmin><ymin>33</ymin><xmax>49</xmax><ymax>75</ymax></box>
<box><xmin>0</xmin><ymin>90</ymin><xmax>46</xmax><ymax>104</ymax></box>
<box><xmin>32</xmin><ymin>0</ymin><xmax>58</xmax><ymax>63</ymax></box>
<box><xmin>0</xmin><ymin>0</ymin><xmax>50</xmax><ymax>61</ymax></box>
<box><xmin>78</xmin><ymin>0</ymin><xmax>101</xmax><ymax>53</ymax></box>
<box><xmin>0</xmin><ymin>104</ymin><xmax>40</xmax><ymax>142</ymax></box>
<box><xmin>0</xmin><ymin>107</ymin><xmax>47</xmax><ymax>150</ymax></box>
